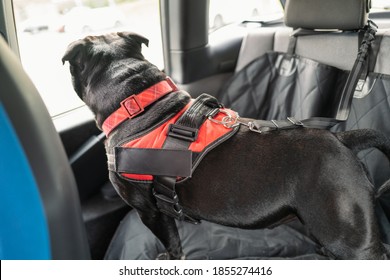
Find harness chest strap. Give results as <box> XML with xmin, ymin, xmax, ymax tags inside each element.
<box><xmin>153</xmin><ymin>94</ymin><xmax>231</xmax><ymax>224</ymax></box>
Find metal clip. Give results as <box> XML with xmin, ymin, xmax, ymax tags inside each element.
<box><xmin>248</xmin><ymin>122</ymin><xmax>262</xmax><ymax>133</ymax></box>
<box><xmin>208</xmin><ymin>109</ymin><xmax>240</xmax><ymax>128</ymax></box>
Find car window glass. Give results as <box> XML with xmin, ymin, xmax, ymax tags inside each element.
<box><xmin>12</xmin><ymin>0</ymin><xmax>162</xmax><ymax>117</ymax></box>
<box><xmin>209</xmin><ymin>0</ymin><xmax>389</xmax><ymax>32</ymax></box>
<box><xmin>209</xmin><ymin>0</ymin><xmax>283</xmax><ymax>31</ymax></box>
<box><xmin>371</xmin><ymin>0</ymin><xmax>390</xmax><ymax>11</ymax></box>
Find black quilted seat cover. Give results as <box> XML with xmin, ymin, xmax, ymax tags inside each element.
<box><xmin>105</xmin><ymin>210</ymin><xmax>328</xmax><ymax>259</ymax></box>
<box><xmin>333</xmin><ymin>73</ymin><xmax>390</xmax><ymax>185</ymax></box>
<box><xmin>219</xmin><ymin>52</ymin><xmax>349</xmax><ymax>120</ymax></box>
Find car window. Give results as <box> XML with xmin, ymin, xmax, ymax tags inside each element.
<box><xmin>372</xmin><ymin>0</ymin><xmax>390</xmax><ymax>11</ymax></box>
<box><xmin>12</xmin><ymin>0</ymin><xmax>162</xmax><ymax>117</ymax></box>
<box><xmin>209</xmin><ymin>0</ymin><xmax>284</xmax><ymax>31</ymax></box>
<box><xmin>209</xmin><ymin>0</ymin><xmax>389</xmax><ymax>32</ymax></box>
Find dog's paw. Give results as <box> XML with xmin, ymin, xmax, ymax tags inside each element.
<box><xmin>156</xmin><ymin>253</ymin><xmax>186</xmax><ymax>260</ymax></box>
<box><xmin>156</xmin><ymin>253</ymin><xmax>170</xmax><ymax>260</ymax></box>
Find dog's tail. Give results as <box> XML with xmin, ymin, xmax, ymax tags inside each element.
<box><xmin>336</xmin><ymin>129</ymin><xmax>390</xmax><ymax>159</ymax></box>
<box><xmin>336</xmin><ymin>129</ymin><xmax>390</xmax><ymax>197</ymax></box>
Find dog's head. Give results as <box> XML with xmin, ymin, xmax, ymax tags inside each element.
<box><xmin>62</xmin><ymin>32</ymin><xmax>149</xmax><ymax>99</ymax></box>
<box><xmin>62</xmin><ymin>32</ymin><xmax>164</xmax><ymax>126</ymax></box>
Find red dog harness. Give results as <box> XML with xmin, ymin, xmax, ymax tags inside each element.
<box><xmin>104</xmin><ymin>78</ymin><xmax>239</xmax><ymax>223</ymax></box>
<box><xmin>104</xmin><ymin>78</ymin><xmax>238</xmax><ymax>181</ymax></box>
<box><xmin>116</xmin><ymin>103</ymin><xmax>238</xmax><ymax>181</ymax></box>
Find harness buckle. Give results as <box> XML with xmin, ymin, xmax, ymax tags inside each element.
<box><xmin>120</xmin><ymin>94</ymin><xmax>144</xmax><ymax>119</ymax></box>
<box><xmin>165</xmin><ymin>76</ymin><xmax>179</xmax><ymax>92</ymax></box>
<box><xmin>168</xmin><ymin>124</ymin><xmax>199</xmax><ymax>142</ymax></box>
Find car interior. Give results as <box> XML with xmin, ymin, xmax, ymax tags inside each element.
<box><xmin>1</xmin><ymin>0</ymin><xmax>390</xmax><ymax>260</ymax></box>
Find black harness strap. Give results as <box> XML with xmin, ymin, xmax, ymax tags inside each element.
<box><xmin>152</xmin><ymin>94</ymin><xmax>222</xmax><ymax>224</ymax></box>
<box><xmin>247</xmin><ymin>117</ymin><xmax>303</xmax><ymax>133</ymax></box>
<box><xmin>334</xmin><ymin>20</ymin><xmax>377</xmax><ymax>122</ymax></box>
<box><xmin>246</xmin><ymin>117</ymin><xmax>341</xmax><ymax>133</ymax></box>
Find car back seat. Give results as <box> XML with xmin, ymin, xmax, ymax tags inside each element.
<box><xmin>236</xmin><ymin>0</ymin><xmax>390</xmax><ymax>76</ymax></box>
<box><xmin>222</xmin><ymin>0</ymin><xmax>390</xmax><ymax>242</ymax></box>
<box><xmin>229</xmin><ymin>0</ymin><xmax>390</xmax><ymax>182</ymax></box>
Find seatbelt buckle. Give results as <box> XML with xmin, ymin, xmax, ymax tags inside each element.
<box><xmin>168</xmin><ymin>124</ymin><xmax>198</xmax><ymax>142</ymax></box>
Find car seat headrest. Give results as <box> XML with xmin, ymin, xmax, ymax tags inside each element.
<box><xmin>284</xmin><ymin>0</ymin><xmax>371</xmax><ymax>30</ymax></box>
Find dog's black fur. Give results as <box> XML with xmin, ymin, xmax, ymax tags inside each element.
<box><xmin>63</xmin><ymin>32</ymin><xmax>390</xmax><ymax>260</ymax></box>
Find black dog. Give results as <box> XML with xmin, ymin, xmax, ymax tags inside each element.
<box><xmin>63</xmin><ymin>32</ymin><xmax>390</xmax><ymax>260</ymax></box>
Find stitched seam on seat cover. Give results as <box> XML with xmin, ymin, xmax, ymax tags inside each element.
<box><xmin>348</xmin><ymin>82</ymin><xmax>389</xmax><ymax>129</ymax></box>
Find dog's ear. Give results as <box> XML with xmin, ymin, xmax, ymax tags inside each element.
<box><xmin>117</xmin><ymin>32</ymin><xmax>149</xmax><ymax>47</ymax></box>
<box><xmin>61</xmin><ymin>39</ymin><xmax>87</xmax><ymax>68</ymax></box>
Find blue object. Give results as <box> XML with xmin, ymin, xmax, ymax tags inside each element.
<box><xmin>0</xmin><ymin>103</ymin><xmax>50</xmax><ymax>259</ymax></box>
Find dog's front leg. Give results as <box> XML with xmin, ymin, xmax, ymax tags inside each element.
<box><xmin>138</xmin><ymin>210</ymin><xmax>184</xmax><ymax>260</ymax></box>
